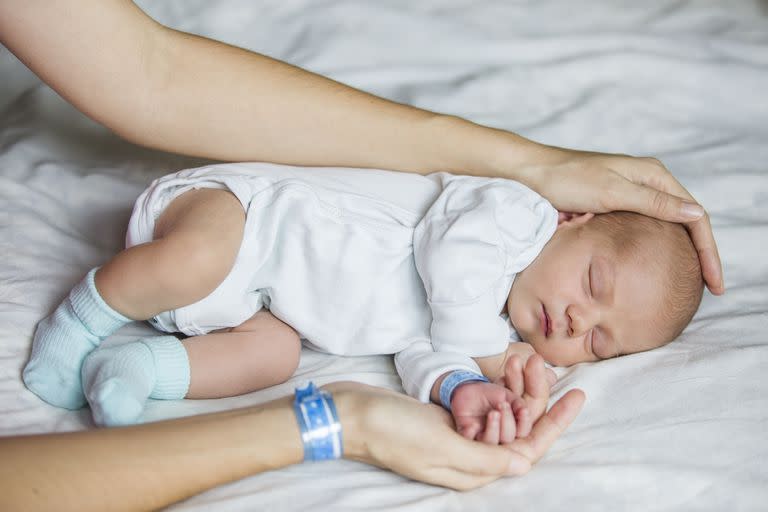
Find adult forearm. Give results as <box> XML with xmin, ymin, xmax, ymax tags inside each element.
<box><xmin>0</xmin><ymin>398</ymin><xmax>303</xmax><ymax>512</ymax></box>
<box><xmin>144</xmin><ymin>27</ymin><xmax>552</xmax><ymax>175</ymax></box>
<box><xmin>0</xmin><ymin>0</ymin><xmax>562</xmax><ymax>177</ymax></box>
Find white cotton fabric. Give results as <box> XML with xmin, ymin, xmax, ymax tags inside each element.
<box><xmin>126</xmin><ymin>163</ymin><xmax>557</xmax><ymax>402</ymax></box>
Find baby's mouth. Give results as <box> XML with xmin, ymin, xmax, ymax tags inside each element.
<box><xmin>541</xmin><ymin>304</ymin><xmax>551</xmax><ymax>337</ymax></box>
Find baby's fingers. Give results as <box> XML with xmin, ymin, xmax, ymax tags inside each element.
<box><xmin>479</xmin><ymin>410</ymin><xmax>501</xmax><ymax>445</ymax></box>
<box><xmin>458</xmin><ymin>423</ymin><xmax>482</xmax><ymax>441</ymax></box>
<box><xmin>498</xmin><ymin>402</ymin><xmax>517</xmax><ymax>444</ymax></box>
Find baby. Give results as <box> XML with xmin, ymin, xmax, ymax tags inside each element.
<box><xmin>22</xmin><ymin>162</ymin><xmax>703</xmax><ymax>442</ymax></box>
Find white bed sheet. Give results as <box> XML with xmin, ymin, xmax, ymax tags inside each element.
<box><xmin>1</xmin><ymin>1</ymin><xmax>767</xmax><ymax>510</ymax></box>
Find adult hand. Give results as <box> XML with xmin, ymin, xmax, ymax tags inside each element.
<box><xmin>498</xmin><ymin>354</ymin><xmax>552</xmax><ymax>431</ymax></box>
<box><xmin>514</xmin><ymin>148</ymin><xmax>723</xmax><ymax>295</ymax></box>
<box><xmin>475</xmin><ymin>342</ymin><xmax>557</xmax><ymax>389</ymax></box>
<box><xmin>326</xmin><ymin>381</ymin><xmax>585</xmax><ymax>491</ymax></box>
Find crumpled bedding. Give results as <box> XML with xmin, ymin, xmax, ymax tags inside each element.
<box><xmin>1</xmin><ymin>1</ymin><xmax>766</xmax><ymax>510</ymax></box>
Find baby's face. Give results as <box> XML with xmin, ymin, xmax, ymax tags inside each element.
<box><xmin>507</xmin><ymin>215</ymin><xmax>665</xmax><ymax>367</ymax></box>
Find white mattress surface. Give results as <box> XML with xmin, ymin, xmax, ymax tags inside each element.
<box><xmin>1</xmin><ymin>1</ymin><xmax>766</xmax><ymax>510</ymax></box>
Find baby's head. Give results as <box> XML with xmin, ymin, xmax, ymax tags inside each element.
<box><xmin>507</xmin><ymin>211</ymin><xmax>703</xmax><ymax>366</ymax></box>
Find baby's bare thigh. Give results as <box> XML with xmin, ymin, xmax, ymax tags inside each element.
<box><xmin>218</xmin><ymin>310</ymin><xmax>301</xmax><ymax>380</ymax></box>
<box><xmin>212</xmin><ymin>310</ymin><xmax>299</xmax><ymax>337</ymax></box>
<box><xmin>186</xmin><ymin>310</ymin><xmax>302</xmax><ymax>398</ymax></box>
<box><xmin>153</xmin><ymin>187</ymin><xmax>245</xmax><ymax>241</ymax></box>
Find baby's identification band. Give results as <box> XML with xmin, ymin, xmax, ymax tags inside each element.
<box><xmin>293</xmin><ymin>381</ymin><xmax>343</xmax><ymax>461</ymax></box>
<box><xmin>439</xmin><ymin>370</ymin><xmax>490</xmax><ymax>410</ymax></box>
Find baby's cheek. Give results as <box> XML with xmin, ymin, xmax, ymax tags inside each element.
<box><xmin>528</xmin><ymin>342</ymin><xmax>564</xmax><ymax>367</ymax></box>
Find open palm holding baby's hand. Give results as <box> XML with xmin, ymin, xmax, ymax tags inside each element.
<box><xmin>451</xmin><ymin>354</ymin><xmax>552</xmax><ymax>445</ymax></box>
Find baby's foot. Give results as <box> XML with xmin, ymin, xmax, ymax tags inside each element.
<box><xmin>23</xmin><ymin>270</ymin><xmax>130</xmax><ymax>409</ymax></box>
<box><xmin>82</xmin><ymin>342</ymin><xmax>156</xmax><ymax>426</ymax></box>
<box><xmin>82</xmin><ymin>336</ymin><xmax>190</xmax><ymax>427</ymax></box>
<box><xmin>23</xmin><ymin>310</ymin><xmax>100</xmax><ymax>409</ymax></box>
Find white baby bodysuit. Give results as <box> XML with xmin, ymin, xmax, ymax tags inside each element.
<box><xmin>126</xmin><ymin>162</ymin><xmax>558</xmax><ymax>403</ymax></box>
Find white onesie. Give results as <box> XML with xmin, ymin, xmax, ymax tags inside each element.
<box><xmin>126</xmin><ymin>162</ymin><xmax>558</xmax><ymax>402</ymax></box>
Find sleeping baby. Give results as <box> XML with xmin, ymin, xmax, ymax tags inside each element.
<box><xmin>22</xmin><ymin>162</ymin><xmax>703</xmax><ymax>442</ymax></box>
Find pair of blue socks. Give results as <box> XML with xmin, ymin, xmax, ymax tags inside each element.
<box><xmin>23</xmin><ymin>268</ymin><xmax>191</xmax><ymax>426</ymax></box>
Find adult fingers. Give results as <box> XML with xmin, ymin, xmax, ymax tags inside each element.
<box><xmin>602</xmin><ymin>173</ymin><xmax>702</xmax><ymax>223</ymax></box>
<box><xmin>522</xmin><ymin>354</ymin><xmax>549</xmax><ymax>403</ymax></box>
<box><xmin>504</xmin><ymin>354</ymin><xmax>524</xmax><ymax>397</ymax></box>
<box><xmin>443</xmin><ymin>426</ymin><xmax>518</xmax><ymax>478</ymax></box>
<box><xmin>505</xmin><ymin>389</ymin><xmax>586</xmax><ymax>476</ymax></box>
<box><xmin>685</xmin><ymin>211</ymin><xmax>724</xmax><ymax>295</ymax></box>
<box><xmin>606</xmin><ymin>159</ymin><xmax>724</xmax><ymax>294</ymax></box>
<box><xmin>645</xmin><ymin>165</ymin><xmax>724</xmax><ymax>294</ymax></box>
<box><xmin>608</xmin><ymin>179</ymin><xmax>723</xmax><ymax>294</ymax></box>
<box><xmin>422</xmin><ymin>466</ymin><xmax>503</xmax><ymax>491</ymax></box>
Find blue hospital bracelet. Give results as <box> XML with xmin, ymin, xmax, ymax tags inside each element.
<box><xmin>439</xmin><ymin>370</ymin><xmax>490</xmax><ymax>411</ymax></box>
<box><xmin>293</xmin><ymin>381</ymin><xmax>343</xmax><ymax>462</ymax></box>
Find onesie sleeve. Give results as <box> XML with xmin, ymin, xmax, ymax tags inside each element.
<box><xmin>394</xmin><ymin>341</ymin><xmax>482</xmax><ymax>403</ymax></box>
<box><xmin>412</xmin><ymin>173</ymin><xmax>558</xmax><ymax>361</ymax></box>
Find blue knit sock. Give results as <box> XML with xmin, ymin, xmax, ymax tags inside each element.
<box><xmin>23</xmin><ymin>268</ymin><xmax>131</xmax><ymax>409</ymax></box>
<box><xmin>81</xmin><ymin>335</ymin><xmax>190</xmax><ymax>427</ymax></box>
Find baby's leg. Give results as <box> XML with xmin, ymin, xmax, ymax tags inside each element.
<box><xmin>24</xmin><ymin>188</ymin><xmax>246</xmax><ymax>409</ymax></box>
<box><xmin>96</xmin><ymin>187</ymin><xmax>247</xmax><ymax>319</ymax></box>
<box><xmin>184</xmin><ymin>310</ymin><xmax>302</xmax><ymax>398</ymax></box>
<box><xmin>81</xmin><ymin>310</ymin><xmax>301</xmax><ymax>426</ymax></box>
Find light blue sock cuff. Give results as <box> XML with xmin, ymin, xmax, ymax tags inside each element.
<box><xmin>70</xmin><ymin>268</ymin><xmax>132</xmax><ymax>338</ymax></box>
<box><xmin>143</xmin><ymin>336</ymin><xmax>190</xmax><ymax>400</ymax></box>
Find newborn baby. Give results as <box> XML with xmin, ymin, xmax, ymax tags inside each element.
<box><xmin>23</xmin><ymin>162</ymin><xmax>703</xmax><ymax>443</ymax></box>
<box><xmin>469</xmin><ymin>210</ymin><xmax>704</xmax><ymax>437</ymax></box>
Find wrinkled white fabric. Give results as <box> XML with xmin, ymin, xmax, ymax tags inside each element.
<box><xmin>4</xmin><ymin>2</ymin><xmax>767</xmax><ymax>510</ymax></box>
<box><xmin>127</xmin><ymin>162</ymin><xmax>557</xmax><ymax>401</ymax></box>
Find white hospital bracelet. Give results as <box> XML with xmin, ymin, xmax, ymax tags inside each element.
<box><xmin>439</xmin><ymin>370</ymin><xmax>490</xmax><ymax>411</ymax></box>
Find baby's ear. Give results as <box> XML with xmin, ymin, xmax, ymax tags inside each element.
<box><xmin>557</xmin><ymin>211</ymin><xmax>594</xmax><ymax>228</ymax></box>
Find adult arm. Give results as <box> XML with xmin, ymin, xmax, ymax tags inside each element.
<box><xmin>0</xmin><ymin>0</ymin><xmax>722</xmax><ymax>294</ymax></box>
<box><xmin>0</xmin><ymin>382</ymin><xmax>585</xmax><ymax>511</ymax></box>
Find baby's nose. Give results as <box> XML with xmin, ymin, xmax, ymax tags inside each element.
<box><xmin>567</xmin><ymin>305</ymin><xmax>594</xmax><ymax>337</ymax></box>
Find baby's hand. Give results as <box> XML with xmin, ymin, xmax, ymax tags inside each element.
<box><xmin>450</xmin><ymin>381</ymin><xmax>531</xmax><ymax>444</ymax></box>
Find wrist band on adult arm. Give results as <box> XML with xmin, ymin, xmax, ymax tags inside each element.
<box><xmin>293</xmin><ymin>381</ymin><xmax>343</xmax><ymax>461</ymax></box>
<box><xmin>439</xmin><ymin>370</ymin><xmax>490</xmax><ymax>411</ymax></box>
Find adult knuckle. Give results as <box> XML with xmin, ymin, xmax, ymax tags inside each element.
<box><xmin>651</xmin><ymin>189</ymin><xmax>670</xmax><ymax>213</ymax></box>
<box><xmin>599</xmin><ymin>184</ymin><xmax>621</xmax><ymax>211</ymax></box>
<box><xmin>643</xmin><ymin>156</ymin><xmax>662</xmax><ymax>166</ymax></box>
<box><xmin>642</xmin><ymin>156</ymin><xmax>665</xmax><ymax>169</ymax></box>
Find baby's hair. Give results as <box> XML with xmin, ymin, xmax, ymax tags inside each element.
<box><xmin>587</xmin><ymin>211</ymin><xmax>704</xmax><ymax>348</ymax></box>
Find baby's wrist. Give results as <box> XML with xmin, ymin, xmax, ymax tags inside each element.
<box><xmin>439</xmin><ymin>370</ymin><xmax>489</xmax><ymax>410</ymax></box>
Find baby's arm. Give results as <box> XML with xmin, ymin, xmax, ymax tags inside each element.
<box><xmin>428</xmin><ymin>352</ymin><xmax>552</xmax><ymax>444</ymax></box>
<box><xmin>395</xmin><ymin>341</ymin><xmax>554</xmax><ymax>444</ymax></box>
<box><xmin>430</xmin><ymin>366</ymin><xmax>531</xmax><ymax>444</ymax></box>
